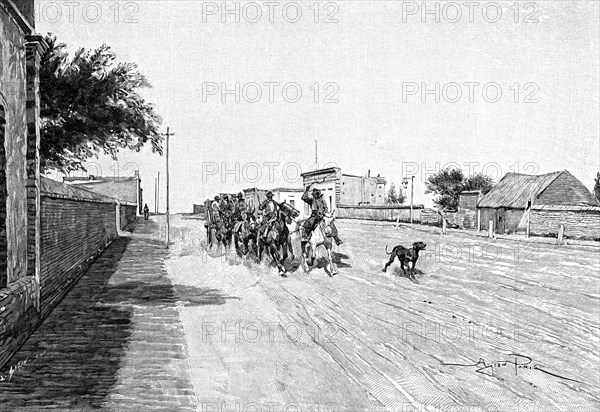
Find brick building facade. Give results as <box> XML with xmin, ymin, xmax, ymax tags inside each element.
<box><xmin>0</xmin><ymin>0</ymin><xmax>47</xmax><ymax>368</ymax></box>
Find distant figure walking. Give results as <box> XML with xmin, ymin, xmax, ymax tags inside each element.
<box><xmin>143</xmin><ymin>204</ymin><xmax>149</xmax><ymax>220</ymax></box>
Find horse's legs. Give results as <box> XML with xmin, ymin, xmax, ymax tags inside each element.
<box><xmin>327</xmin><ymin>247</ymin><xmax>337</xmax><ymax>275</ymax></box>
<box><xmin>256</xmin><ymin>240</ymin><xmax>263</xmax><ymax>263</ymax></box>
<box><xmin>287</xmin><ymin>236</ymin><xmax>295</xmax><ymax>261</ymax></box>
<box><xmin>307</xmin><ymin>240</ymin><xmax>316</xmax><ymax>267</ymax></box>
<box><xmin>280</xmin><ymin>239</ymin><xmax>288</xmax><ymax>266</ymax></box>
<box><xmin>270</xmin><ymin>243</ymin><xmax>285</xmax><ymax>275</ymax></box>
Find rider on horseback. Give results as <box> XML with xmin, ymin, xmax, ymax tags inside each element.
<box><xmin>220</xmin><ymin>194</ymin><xmax>234</xmax><ymax>220</ymax></box>
<box><xmin>258</xmin><ymin>191</ymin><xmax>279</xmax><ymax>237</ymax></box>
<box><xmin>301</xmin><ymin>185</ymin><xmax>343</xmax><ymax>246</ymax></box>
<box><xmin>210</xmin><ymin>195</ymin><xmax>222</xmax><ymax>225</ymax></box>
<box><xmin>235</xmin><ymin>192</ymin><xmax>248</xmax><ymax>221</ymax></box>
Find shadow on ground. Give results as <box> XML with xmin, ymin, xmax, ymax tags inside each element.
<box><xmin>0</xmin><ymin>218</ymin><xmax>233</xmax><ymax>409</ymax></box>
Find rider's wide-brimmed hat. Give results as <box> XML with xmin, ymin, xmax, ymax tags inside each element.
<box><xmin>266</xmin><ymin>191</ymin><xmax>274</xmax><ymax>198</ymax></box>
<box><xmin>312</xmin><ymin>188</ymin><xmax>321</xmax><ymax>195</ymax></box>
<box><xmin>214</xmin><ymin>195</ymin><xmax>220</xmax><ymax>200</ymax></box>
<box><xmin>238</xmin><ymin>192</ymin><xmax>244</xmax><ymax>198</ymax></box>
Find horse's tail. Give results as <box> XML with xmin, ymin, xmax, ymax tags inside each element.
<box><xmin>385</xmin><ymin>245</ymin><xmax>393</xmax><ymax>255</ymax></box>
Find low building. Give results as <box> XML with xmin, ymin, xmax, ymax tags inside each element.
<box><xmin>458</xmin><ymin>191</ymin><xmax>482</xmax><ymax>211</ymax></box>
<box><xmin>478</xmin><ymin>171</ymin><xmax>600</xmax><ymax>239</ymax></box>
<box><xmin>64</xmin><ymin>171</ymin><xmax>143</xmax><ymax>214</ymax></box>
<box><xmin>300</xmin><ymin>167</ymin><xmax>387</xmax><ymax>217</ymax></box>
<box><xmin>444</xmin><ymin>190</ymin><xmax>483</xmax><ymax>229</ymax></box>
<box><xmin>243</xmin><ymin>188</ymin><xmax>269</xmax><ymax>211</ymax></box>
<box><xmin>192</xmin><ymin>204</ymin><xmax>205</xmax><ymax>214</ymax></box>
<box><xmin>271</xmin><ymin>187</ymin><xmax>305</xmax><ymax>219</ymax></box>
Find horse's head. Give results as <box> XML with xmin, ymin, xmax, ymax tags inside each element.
<box><xmin>323</xmin><ymin>209</ymin><xmax>336</xmax><ymax>225</ymax></box>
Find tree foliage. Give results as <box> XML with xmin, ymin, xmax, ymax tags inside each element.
<box><xmin>39</xmin><ymin>35</ymin><xmax>163</xmax><ymax>172</ymax></box>
<box><xmin>425</xmin><ymin>168</ymin><xmax>495</xmax><ymax>210</ymax></box>
<box><xmin>594</xmin><ymin>172</ymin><xmax>600</xmax><ymax>203</ymax></box>
<box><xmin>386</xmin><ymin>183</ymin><xmax>406</xmax><ymax>204</ymax></box>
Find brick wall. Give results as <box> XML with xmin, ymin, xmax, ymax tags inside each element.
<box><xmin>0</xmin><ymin>4</ymin><xmax>36</xmax><ymax>370</ymax></box>
<box><xmin>445</xmin><ymin>209</ymin><xmax>478</xmax><ymax>229</ymax></box>
<box><xmin>39</xmin><ymin>196</ymin><xmax>117</xmax><ymax>316</ymax></box>
<box><xmin>1</xmin><ymin>9</ymin><xmax>29</xmax><ymax>285</ymax></box>
<box><xmin>120</xmin><ymin>204</ymin><xmax>137</xmax><ymax>230</ymax></box>
<box><xmin>421</xmin><ymin>209</ymin><xmax>442</xmax><ymax>225</ymax></box>
<box><xmin>2</xmin><ymin>177</ymin><xmax>123</xmax><ymax>368</ymax></box>
<box><xmin>530</xmin><ymin>209</ymin><xmax>600</xmax><ymax>240</ymax></box>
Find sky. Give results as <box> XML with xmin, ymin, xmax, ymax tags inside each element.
<box><xmin>37</xmin><ymin>1</ymin><xmax>600</xmax><ymax>212</ymax></box>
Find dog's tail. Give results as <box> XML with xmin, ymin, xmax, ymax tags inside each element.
<box><xmin>385</xmin><ymin>245</ymin><xmax>392</xmax><ymax>255</ymax></box>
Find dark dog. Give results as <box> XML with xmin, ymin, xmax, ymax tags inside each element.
<box><xmin>382</xmin><ymin>242</ymin><xmax>427</xmax><ymax>278</ymax></box>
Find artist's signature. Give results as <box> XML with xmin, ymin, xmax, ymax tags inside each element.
<box><xmin>442</xmin><ymin>354</ymin><xmax>583</xmax><ymax>384</ymax></box>
<box><xmin>0</xmin><ymin>351</ymin><xmax>46</xmax><ymax>382</ymax></box>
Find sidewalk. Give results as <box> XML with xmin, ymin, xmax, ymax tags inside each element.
<box><xmin>0</xmin><ymin>218</ymin><xmax>198</xmax><ymax>410</ymax></box>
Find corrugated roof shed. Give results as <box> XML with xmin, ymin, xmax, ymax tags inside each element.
<box><xmin>478</xmin><ymin>172</ymin><xmax>562</xmax><ymax>208</ymax></box>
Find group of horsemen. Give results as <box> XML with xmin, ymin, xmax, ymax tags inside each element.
<box><xmin>208</xmin><ymin>185</ymin><xmax>343</xmax><ymax>247</ymax></box>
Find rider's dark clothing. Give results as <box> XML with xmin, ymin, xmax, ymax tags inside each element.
<box><xmin>235</xmin><ymin>199</ymin><xmax>248</xmax><ymax>221</ymax></box>
<box><xmin>220</xmin><ymin>199</ymin><xmax>233</xmax><ymax>219</ymax></box>
<box><xmin>210</xmin><ymin>200</ymin><xmax>222</xmax><ymax>224</ymax></box>
<box><xmin>302</xmin><ymin>189</ymin><xmax>342</xmax><ymax>245</ymax></box>
<box><xmin>258</xmin><ymin>199</ymin><xmax>279</xmax><ymax>236</ymax></box>
<box><xmin>258</xmin><ymin>199</ymin><xmax>278</xmax><ymax>220</ymax></box>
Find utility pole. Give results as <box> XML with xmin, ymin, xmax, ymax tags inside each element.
<box><xmin>157</xmin><ymin>172</ymin><xmax>160</xmax><ymax>213</ymax></box>
<box><xmin>162</xmin><ymin>127</ymin><xmax>174</xmax><ymax>248</ymax></box>
<box><xmin>314</xmin><ymin>139</ymin><xmax>318</xmax><ymax>169</ymax></box>
<box><xmin>154</xmin><ymin>177</ymin><xmax>158</xmax><ymax>214</ymax></box>
<box><xmin>410</xmin><ymin>175</ymin><xmax>415</xmax><ymax>224</ymax></box>
<box><xmin>403</xmin><ymin>175</ymin><xmax>416</xmax><ymax>224</ymax></box>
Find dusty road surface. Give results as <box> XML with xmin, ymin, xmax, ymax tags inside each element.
<box><xmin>166</xmin><ymin>215</ymin><xmax>600</xmax><ymax>412</ymax></box>
<box><xmin>1</xmin><ymin>215</ymin><xmax>598</xmax><ymax>411</ymax></box>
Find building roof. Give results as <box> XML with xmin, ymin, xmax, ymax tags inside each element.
<box><xmin>478</xmin><ymin>172</ymin><xmax>561</xmax><ymax>208</ymax></box>
<box><xmin>272</xmin><ymin>187</ymin><xmax>304</xmax><ymax>193</ymax></box>
<box><xmin>243</xmin><ymin>187</ymin><xmax>268</xmax><ymax>193</ymax></box>
<box><xmin>65</xmin><ymin>174</ymin><xmax>139</xmax><ymax>205</ymax></box>
<box><xmin>300</xmin><ymin>167</ymin><xmax>340</xmax><ymax>177</ymax></box>
<box><xmin>41</xmin><ymin>177</ymin><xmax>119</xmax><ymax>204</ymax></box>
<box><xmin>477</xmin><ymin>171</ymin><xmax>597</xmax><ymax>209</ymax></box>
<box><xmin>63</xmin><ymin>175</ymin><xmax>139</xmax><ymax>183</ymax></box>
<box><xmin>532</xmin><ymin>204</ymin><xmax>600</xmax><ymax>212</ymax></box>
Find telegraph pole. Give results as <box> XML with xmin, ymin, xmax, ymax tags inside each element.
<box><xmin>314</xmin><ymin>139</ymin><xmax>318</xmax><ymax>168</ymax></box>
<box><xmin>154</xmin><ymin>177</ymin><xmax>158</xmax><ymax>214</ymax></box>
<box><xmin>410</xmin><ymin>175</ymin><xmax>415</xmax><ymax>224</ymax></box>
<box><xmin>162</xmin><ymin>128</ymin><xmax>174</xmax><ymax>248</ymax></box>
<box><xmin>156</xmin><ymin>172</ymin><xmax>160</xmax><ymax>213</ymax></box>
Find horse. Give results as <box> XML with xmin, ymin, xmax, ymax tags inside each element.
<box><xmin>256</xmin><ymin>209</ymin><xmax>292</xmax><ymax>276</ymax></box>
<box><xmin>233</xmin><ymin>211</ymin><xmax>258</xmax><ymax>256</ymax></box>
<box><xmin>205</xmin><ymin>216</ymin><xmax>230</xmax><ymax>250</ymax></box>
<box><xmin>300</xmin><ymin>210</ymin><xmax>338</xmax><ymax>276</ymax></box>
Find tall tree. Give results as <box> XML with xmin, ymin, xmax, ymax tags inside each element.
<box><xmin>39</xmin><ymin>35</ymin><xmax>163</xmax><ymax>172</ymax></box>
<box><xmin>425</xmin><ymin>168</ymin><xmax>495</xmax><ymax>210</ymax></box>
<box><xmin>387</xmin><ymin>183</ymin><xmax>397</xmax><ymax>204</ymax></box>
<box><xmin>463</xmin><ymin>173</ymin><xmax>495</xmax><ymax>195</ymax></box>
